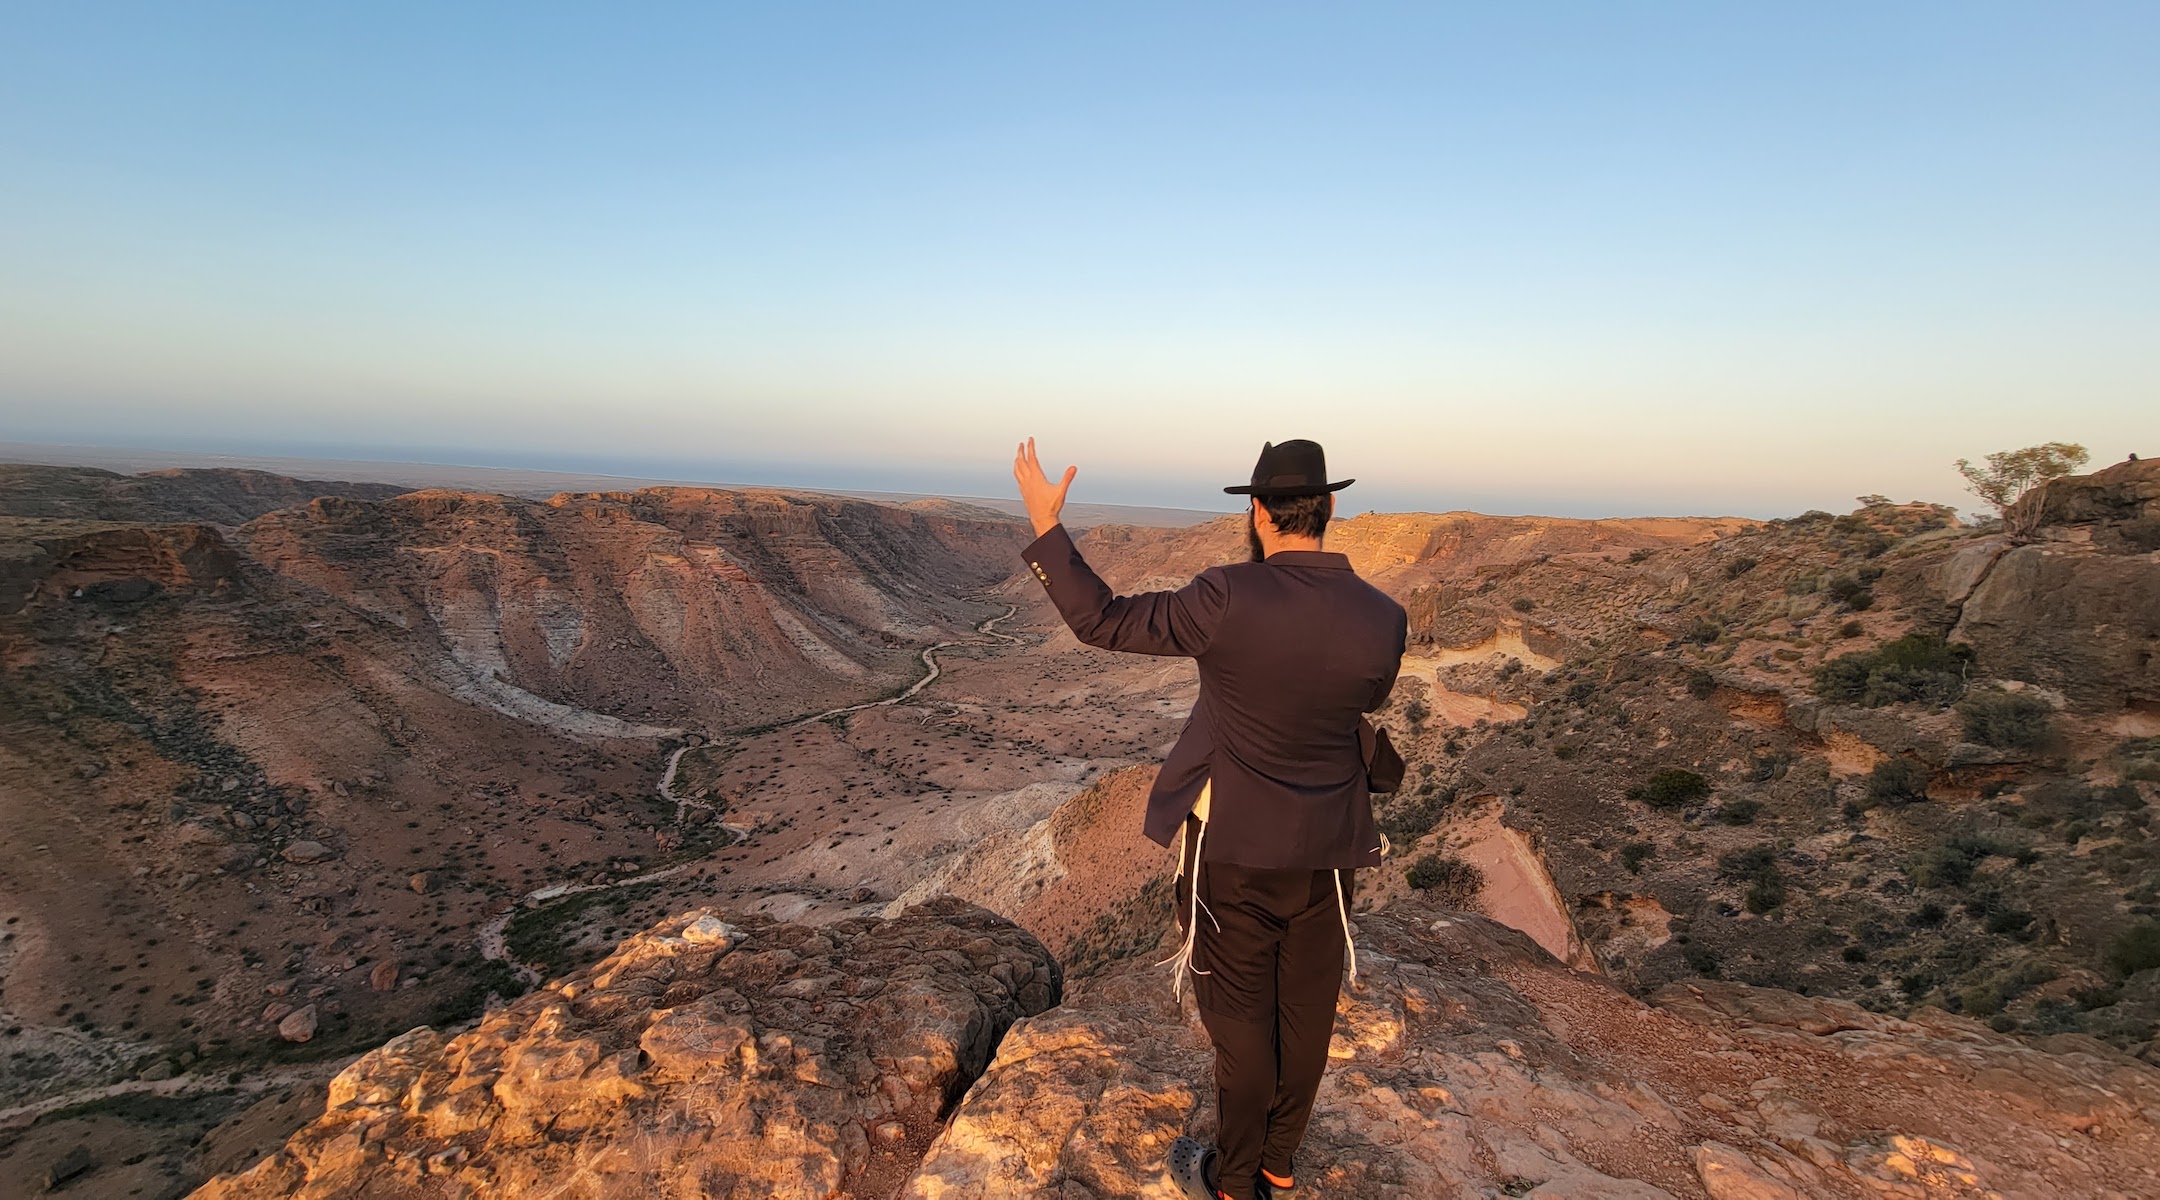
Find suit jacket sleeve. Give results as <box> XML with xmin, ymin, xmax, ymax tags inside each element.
<box><xmin>1021</xmin><ymin>523</ymin><xmax>1227</xmax><ymax>657</ymax></box>
<box><xmin>1364</xmin><ymin>604</ymin><xmax>1409</xmax><ymax>712</ymax></box>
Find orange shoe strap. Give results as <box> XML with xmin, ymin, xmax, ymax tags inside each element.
<box><xmin>1263</xmin><ymin>1170</ymin><xmax>1295</xmax><ymax>1188</ymax></box>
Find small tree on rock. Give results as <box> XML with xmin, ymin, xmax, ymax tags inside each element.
<box><xmin>1955</xmin><ymin>443</ymin><xmax>2088</xmax><ymax>537</ymax></box>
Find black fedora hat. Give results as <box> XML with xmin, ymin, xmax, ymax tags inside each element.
<box><xmin>1223</xmin><ymin>439</ymin><xmax>1354</xmax><ymax>497</ymax></box>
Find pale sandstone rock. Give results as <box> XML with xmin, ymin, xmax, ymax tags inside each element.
<box><xmin>280</xmin><ymin>839</ymin><xmax>334</xmax><ymax>864</ymax></box>
<box><xmin>191</xmin><ymin>898</ymin><xmax>1058</xmax><ymax>1200</ymax></box>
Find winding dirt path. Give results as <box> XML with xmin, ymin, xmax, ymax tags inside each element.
<box><xmin>477</xmin><ymin>605</ymin><xmax>1021</xmax><ymax>981</ymax></box>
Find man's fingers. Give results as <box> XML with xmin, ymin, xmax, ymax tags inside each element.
<box><xmin>1057</xmin><ymin>465</ymin><xmax>1077</xmax><ymax>497</ymax></box>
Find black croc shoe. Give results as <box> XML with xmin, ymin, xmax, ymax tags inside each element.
<box><xmin>1167</xmin><ymin>1136</ymin><xmax>1221</xmax><ymax>1200</ymax></box>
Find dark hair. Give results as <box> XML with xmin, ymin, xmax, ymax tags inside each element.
<box><xmin>1258</xmin><ymin>493</ymin><xmax>1333</xmax><ymax>539</ymax></box>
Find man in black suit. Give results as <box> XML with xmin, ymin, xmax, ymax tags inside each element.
<box><xmin>1013</xmin><ymin>437</ymin><xmax>1407</xmax><ymax>1200</ymax></box>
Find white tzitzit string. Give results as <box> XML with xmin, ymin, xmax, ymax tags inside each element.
<box><xmin>1333</xmin><ymin>869</ymin><xmax>1359</xmax><ymax>987</ymax></box>
<box><xmin>1159</xmin><ymin>818</ymin><xmax>1218</xmax><ymax>999</ymax></box>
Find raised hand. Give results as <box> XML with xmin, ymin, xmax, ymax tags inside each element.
<box><xmin>1012</xmin><ymin>437</ymin><xmax>1077</xmax><ymax>536</ymax></box>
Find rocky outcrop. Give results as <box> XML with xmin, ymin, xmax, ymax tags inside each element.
<box><xmin>2010</xmin><ymin>457</ymin><xmax>2160</xmax><ymax>552</ymax></box>
<box><xmin>185</xmin><ymin>890</ymin><xmax>2160</xmax><ymax>1200</ymax></box>
<box><xmin>192</xmin><ymin>899</ymin><xmax>1059</xmax><ymax>1199</ymax></box>
<box><xmin>912</xmin><ymin>899</ymin><xmax>2160</xmax><ymax>1199</ymax></box>
<box><xmin>0</xmin><ymin>464</ymin><xmax>407</xmax><ymax>524</ymax></box>
<box><xmin>907</xmin><ymin>897</ymin><xmax>2160</xmax><ymax>1200</ymax></box>
<box><xmin>0</xmin><ymin>517</ymin><xmax>240</xmax><ymax>614</ymax></box>
<box><xmin>1948</xmin><ymin>460</ymin><xmax>2160</xmax><ymax>714</ymax></box>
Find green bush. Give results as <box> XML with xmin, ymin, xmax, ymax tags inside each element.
<box><xmin>1405</xmin><ymin>853</ymin><xmax>1484</xmax><ymax>908</ymax></box>
<box><xmin>1686</xmin><ymin>670</ymin><xmax>1717</xmax><ymax>699</ymax></box>
<box><xmin>1631</xmin><ymin>769</ymin><xmax>1712</xmax><ymax>809</ymax></box>
<box><xmin>1865</xmin><ymin>759</ymin><xmax>1931</xmax><ymax>806</ymax></box>
<box><xmin>1814</xmin><ymin>634</ymin><xmax>1975</xmax><ymax>708</ymax></box>
<box><xmin>1958</xmin><ymin>690</ymin><xmax>2054</xmax><ymax>750</ymax></box>
<box><xmin>1682</xmin><ymin>619</ymin><xmax>1723</xmax><ymax>645</ymax></box>
<box><xmin>1724</xmin><ymin>556</ymin><xmax>1759</xmax><ymax>579</ymax></box>
<box><xmin>1510</xmin><ymin>597</ymin><xmax>1536</xmax><ymax>613</ymax></box>
<box><xmin>2107</xmin><ymin>921</ymin><xmax>2160</xmax><ymax>977</ymax></box>
<box><xmin>1619</xmin><ymin>841</ymin><xmax>1655</xmax><ymax>874</ymax></box>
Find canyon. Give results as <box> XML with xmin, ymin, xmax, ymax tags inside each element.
<box><xmin>0</xmin><ymin>458</ymin><xmax>2156</xmax><ymax>1197</ymax></box>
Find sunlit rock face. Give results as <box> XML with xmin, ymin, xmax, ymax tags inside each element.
<box><xmin>909</xmin><ymin>897</ymin><xmax>2160</xmax><ymax>1200</ymax></box>
<box><xmin>190</xmin><ymin>898</ymin><xmax>1059</xmax><ymax>1200</ymax></box>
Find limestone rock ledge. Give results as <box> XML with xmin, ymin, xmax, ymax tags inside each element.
<box><xmin>908</xmin><ymin>899</ymin><xmax>2160</xmax><ymax>1200</ymax></box>
<box><xmin>190</xmin><ymin>898</ymin><xmax>1060</xmax><ymax>1199</ymax></box>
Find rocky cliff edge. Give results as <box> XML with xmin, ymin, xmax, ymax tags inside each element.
<box><xmin>195</xmin><ymin>892</ymin><xmax>2160</xmax><ymax>1199</ymax></box>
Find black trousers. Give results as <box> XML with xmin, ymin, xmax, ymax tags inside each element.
<box><xmin>1177</xmin><ymin>816</ymin><xmax>1351</xmax><ymax>1200</ymax></box>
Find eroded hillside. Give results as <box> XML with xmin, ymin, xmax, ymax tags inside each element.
<box><xmin>5</xmin><ymin>459</ymin><xmax>2158</xmax><ymax>1198</ymax></box>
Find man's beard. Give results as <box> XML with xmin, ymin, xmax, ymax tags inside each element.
<box><xmin>1246</xmin><ymin>511</ymin><xmax>1265</xmax><ymax>562</ymax></box>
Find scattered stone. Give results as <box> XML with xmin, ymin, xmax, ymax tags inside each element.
<box><xmin>139</xmin><ymin>1058</ymin><xmax>177</xmax><ymax>1082</ymax></box>
<box><xmin>44</xmin><ymin>1145</ymin><xmax>93</xmax><ymax>1190</ymax></box>
<box><xmin>369</xmin><ymin>960</ymin><xmax>399</xmax><ymax>992</ymax></box>
<box><xmin>260</xmin><ymin>1002</ymin><xmax>294</xmax><ymax>1024</ymax></box>
<box><xmin>281</xmin><ymin>840</ymin><xmax>334</xmax><ymax>864</ymax></box>
<box><xmin>277</xmin><ymin>1004</ymin><xmax>317</xmax><ymax>1043</ymax></box>
<box><xmin>408</xmin><ymin>871</ymin><xmax>434</xmax><ymax>894</ymax></box>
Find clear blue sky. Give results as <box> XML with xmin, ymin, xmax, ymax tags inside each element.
<box><xmin>2</xmin><ymin>3</ymin><xmax>2152</xmax><ymax>516</ymax></box>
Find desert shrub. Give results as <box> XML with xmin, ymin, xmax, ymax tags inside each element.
<box><xmin>1955</xmin><ymin>960</ymin><xmax>2059</xmax><ymax>1017</ymax></box>
<box><xmin>1565</xmin><ymin>679</ymin><xmax>1598</xmax><ymax>706</ymax></box>
<box><xmin>1686</xmin><ymin>670</ymin><xmax>1717</xmax><ymax>699</ymax></box>
<box><xmin>1716</xmin><ymin>798</ymin><xmax>1763</xmax><ymax>826</ymax></box>
<box><xmin>1910</xmin><ymin>830</ymin><xmax>2018</xmax><ymax>889</ymax></box>
<box><xmin>1865</xmin><ymin>758</ymin><xmax>1931</xmax><ymax>807</ymax></box>
<box><xmin>1681</xmin><ymin>944</ymin><xmax>1722</xmax><ymax>976</ymax></box>
<box><xmin>1958</xmin><ymin>690</ymin><xmax>2054</xmax><ymax>750</ymax></box>
<box><xmin>1724</xmin><ymin>556</ymin><xmax>1759</xmax><ymax>579</ymax></box>
<box><xmin>1405</xmin><ymin>853</ymin><xmax>1484</xmax><ymax>908</ymax></box>
<box><xmin>1379</xmin><ymin>786</ymin><xmax>1457</xmax><ymax>844</ymax></box>
<box><xmin>1838</xmin><ymin>620</ymin><xmax>1865</xmax><ymax>638</ymax></box>
<box><xmin>2113</xmin><ymin>737</ymin><xmax>2160</xmax><ymax>783</ymax></box>
<box><xmin>1716</xmin><ymin>843</ymin><xmax>1785</xmax><ymax>913</ymax></box>
<box><xmin>1717</xmin><ymin>843</ymin><xmax>1778</xmax><ymax>882</ymax></box>
<box><xmin>1825</xmin><ymin>574</ymin><xmax>1874</xmax><ymax>610</ymax></box>
<box><xmin>1510</xmin><ymin>597</ymin><xmax>1536</xmax><ymax>613</ymax></box>
<box><xmin>1787</xmin><ymin>575</ymin><xmax>1821</xmax><ymax>595</ymax></box>
<box><xmin>1682</xmin><ymin>619</ymin><xmax>1723</xmax><ymax>645</ymax></box>
<box><xmin>2023</xmin><ymin>779</ymin><xmax>2145</xmax><ymax>829</ymax></box>
<box><xmin>1631</xmin><ymin>769</ymin><xmax>1712</xmax><ymax>809</ymax></box>
<box><xmin>1619</xmin><ymin>841</ymin><xmax>1655</xmax><ymax>873</ymax></box>
<box><xmin>1628</xmin><ymin>547</ymin><xmax>1655</xmax><ymax>563</ymax></box>
<box><xmin>1400</xmin><ymin>698</ymin><xmax>1430</xmax><ymax>728</ymax></box>
<box><xmin>1814</xmin><ymin>633</ymin><xmax>1974</xmax><ymax>708</ymax></box>
<box><xmin>2107</xmin><ymin>921</ymin><xmax>2160</xmax><ymax>977</ymax></box>
<box><xmin>1744</xmin><ymin>877</ymin><xmax>1786</xmax><ymax>913</ymax></box>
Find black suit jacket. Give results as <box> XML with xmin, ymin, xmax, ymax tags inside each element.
<box><xmin>1022</xmin><ymin>523</ymin><xmax>1407</xmax><ymax>869</ymax></box>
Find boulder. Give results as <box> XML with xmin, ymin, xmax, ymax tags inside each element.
<box><xmin>191</xmin><ymin>898</ymin><xmax>1059</xmax><ymax>1200</ymax></box>
<box><xmin>368</xmin><ymin>960</ymin><xmax>398</xmax><ymax>992</ymax></box>
<box><xmin>277</xmin><ymin>1004</ymin><xmax>318</xmax><ymax>1043</ymax></box>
